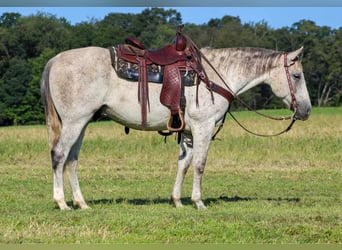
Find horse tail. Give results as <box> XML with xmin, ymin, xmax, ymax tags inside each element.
<box><xmin>41</xmin><ymin>58</ymin><xmax>61</xmax><ymax>150</ymax></box>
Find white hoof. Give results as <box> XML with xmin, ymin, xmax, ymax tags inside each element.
<box><xmin>194</xmin><ymin>200</ymin><xmax>207</xmax><ymax>210</ymax></box>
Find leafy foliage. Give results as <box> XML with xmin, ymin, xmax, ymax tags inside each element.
<box><xmin>0</xmin><ymin>8</ymin><xmax>341</xmax><ymax>126</ymax></box>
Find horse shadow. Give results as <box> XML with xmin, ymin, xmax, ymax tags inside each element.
<box><xmin>83</xmin><ymin>195</ymin><xmax>300</xmax><ymax>208</ymax></box>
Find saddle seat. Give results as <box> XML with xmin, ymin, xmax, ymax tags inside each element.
<box><xmin>115</xmin><ymin>25</ymin><xmax>207</xmax><ymax>132</ymax></box>
<box><xmin>118</xmin><ymin>42</ymin><xmax>189</xmax><ymax>66</ymax></box>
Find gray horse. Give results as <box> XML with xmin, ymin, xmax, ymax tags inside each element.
<box><xmin>41</xmin><ymin>46</ymin><xmax>311</xmax><ymax>210</ymax></box>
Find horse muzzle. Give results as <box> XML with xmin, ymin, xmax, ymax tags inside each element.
<box><xmin>293</xmin><ymin>101</ymin><xmax>312</xmax><ymax>121</ymax></box>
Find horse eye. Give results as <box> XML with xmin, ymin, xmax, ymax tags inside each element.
<box><xmin>292</xmin><ymin>73</ymin><xmax>301</xmax><ymax>80</ymax></box>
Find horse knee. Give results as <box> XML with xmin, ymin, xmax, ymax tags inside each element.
<box><xmin>193</xmin><ymin>159</ymin><xmax>206</xmax><ymax>174</ymax></box>
<box><xmin>195</xmin><ymin>166</ymin><xmax>205</xmax><ymax>175</ymax></box>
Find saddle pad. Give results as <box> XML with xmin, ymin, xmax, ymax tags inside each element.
<box><xmin>110</xmin><ymin>46</ymin><xmax>163</xmax><ymax>82</ymax></box>
<box><xmin>109</xmin><ymin>46</ymin><xmax>197</xmax><ymax>86</ymax></box>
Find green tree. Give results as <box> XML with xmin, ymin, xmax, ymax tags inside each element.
<box><xmin>70</xmin><ymin>21</ymin><xmax>97</xmax><ymax>48</ymax></box>
<box><xmin>0</xmin><ymin>13</ymin><xmax>23</xmax><ymax>75</ymax></box>
<box><xmin>290</xmin><ymin>20</ymin><xmax>336</xmax><ymax>106</ymax></box>
<box><xmin>20</xmin><ymin>48</ymin><xmax>56</xmax><ymax>124</ymax></box>
<box><xmin>183</xmin><ymin>23</ymin><xmax>212</xmax><ymax>48</ymax></box>
<box><xmin>14</xmin><ymin>13</ymin><xmax>71</xmax><ymax>58</ymax></box>
<box><xmin>131</xmin><ymin>8</ymin><xmax>182</xmax><ymax>48</ymax></box>
<box><xmin>213</xmin><ymin>16</ymin><xmax>245</xmax><ymax>47</ymax></box>
<box><xmin>0</xmin><ymin>12</ymin><xmax>21</xmax><ymax>28</ymax></box>
<box><xmin>92</xmin><ymin>13</ymin><xmax>134</xmax><ymax>47</ymax></box>
<box><xmin>325</xmin><ymin>27</ymin><xmax>342</xmax><ymax>106</ymax></box>
<box><xmin>0</xmin><ymin>57</ymin><xmax>32</xmax><ymax>125</ymax></box>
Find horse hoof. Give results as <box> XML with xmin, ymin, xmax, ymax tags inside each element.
<box><xmin>80</xmin><ymin>205</ymin><xmax>91</xmax><ymax>210</ymax></box>
<box><xmin>195</xmin><ymin>200</ymin><xmax>207</xmax><ymax>210</ymax></box>
<box><xmin>174</xmin><ymin>201</ymin><xmax>184</xmax><ymax>208</ymax></box>
<box><xmin>60</xmin><ymin>206</ymin><xmax>72</xmax><ymax>211</ymax></box>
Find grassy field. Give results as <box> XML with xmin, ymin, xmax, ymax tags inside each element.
<box><xmin>0</xmin><ymin>107</ymin><xmax>341</xmax><ymax>243</ymax></box>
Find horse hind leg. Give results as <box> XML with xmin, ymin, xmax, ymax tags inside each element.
<box><xmin>51</xmin><ymin>143</ymin><xmax>70</xmax><ymax>210</ymax></box>
<box><xmin>51</xmin><ymin>122</ymin><xmax>88</xmax><ymax>210</ymax></box>
<box><xmin>65</xmin><ymin>127</ymin><xmax>90</xmax><ymax>209</ymax></box>
<box><xmin>172</xmin><ymin>133</ymin><xmax>193</xmax><ymax>208</ymax></box>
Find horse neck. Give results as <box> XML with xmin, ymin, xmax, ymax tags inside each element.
<box><xmin>201</xmin><ymin>47</ymin><xmax>283</xmax><ymax>96</ymax></box>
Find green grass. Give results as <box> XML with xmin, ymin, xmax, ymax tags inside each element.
<box><xmin>0</xmin><ymin>107</ymin><xmax>341</xmax><ymax>243</ymax></box>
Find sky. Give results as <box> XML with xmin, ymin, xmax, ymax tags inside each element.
<box><xmin>0</xmin><ymin>7</ymin><xmax>341</xmax><ymax>29</ymax></box>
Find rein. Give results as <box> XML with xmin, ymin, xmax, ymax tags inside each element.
<box><xmin>195</xmin><ymin>45</ymin><xmax>298</xmax><ymax>137</ymax></box>
<box><xmin>162</xmin><ymin>29</ymin><xmax>298</xmax><ymax>139</ymax></box>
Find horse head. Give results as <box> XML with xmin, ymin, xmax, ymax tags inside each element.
<box><xmin>267</xmin><ymin>47</ymin><xmax>312</xmax><ymax>121</ymax></box>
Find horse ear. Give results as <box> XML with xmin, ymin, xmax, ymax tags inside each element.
<box><xmin>288</xmin><ymin>46</ymin><xmax>304</xmax><ymax>61</ymax></box>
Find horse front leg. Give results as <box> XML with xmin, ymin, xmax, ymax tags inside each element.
<box><xmin>172</xmin><ymin>133</ymin><xmax>193</xmax><ymax>208</ymax></box>
<box><xmin>191</xmin><ymin>122</ymin><xmax>215</xmax><ymax>210</ymax></box>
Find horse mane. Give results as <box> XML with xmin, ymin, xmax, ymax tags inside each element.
<box><xmin>203</xmin><ymin>47</ymin><xmax>283</xmax><ymax>76</ymax></box>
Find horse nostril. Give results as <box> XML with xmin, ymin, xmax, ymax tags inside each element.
<box><xmin>302</xmin><ymin>105</ymin><xmax>312</xmax><ymax>120</ymax></box>
<box><xmin>306</xmin><ymin>105</ymin><xmax>312</xmax><ymax>116</ymax></box>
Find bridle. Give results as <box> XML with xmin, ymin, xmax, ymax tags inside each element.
<box><xmin>283</xmin><ymin>53</ymin><xmax>298</xmax><ymax>116</ymax></box>
<box><xmin>200</xmin><ymin>50</ymin><xmax>299</xmax><ymax>138</ymax></box>
<box><xmin>176</xmin><ymin>31</ymin><xmax>299</xmax><ymax>138</ymax></box>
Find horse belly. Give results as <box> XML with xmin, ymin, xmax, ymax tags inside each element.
<box><xmin>104</xmin><ymin>82</ymin><xmax>170</xmax><ymax>131</ymax></box>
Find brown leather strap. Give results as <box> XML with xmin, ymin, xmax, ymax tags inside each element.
<box><xmin>137</xmin><ymin>56</ymin><xmax>149</xmax><ymax>129</ymax></box>
<box><xmin>284</xmin><ymin>53</ymin><xmax>297</xmax><ymax>112</ymax></box>
<box><xmin>208</xmin><ymin>81</ymin><xmax>234</xmax><ymax>103</ymax></box>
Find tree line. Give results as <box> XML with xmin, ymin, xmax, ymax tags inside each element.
<box><xmin>0</xmin><ymin>8</ymin><xmax>341</xmax><ymax>126</ymax></box>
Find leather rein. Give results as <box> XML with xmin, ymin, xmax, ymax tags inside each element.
<box><xmin>198</xmin><ymin>47</ymin><xmax>298</xmax><ymax>138</ymax></box>
<box><xmin>160</xmin><ymin>30</ymin><xmax>298</xmax><ymax>139</ymax></box>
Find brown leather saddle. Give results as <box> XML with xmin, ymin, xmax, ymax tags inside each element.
<box><xmin>113</xmin><ymin>25</ymin><xmax>211</xmax><ymax>132</ymax></box>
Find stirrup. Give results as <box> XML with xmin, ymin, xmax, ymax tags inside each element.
<box><xmin>167</xmin><ymin>109</ymin><xmax>185</xmax><ymax>132</ymax></box>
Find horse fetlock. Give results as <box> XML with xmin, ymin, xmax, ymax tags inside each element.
<box><xmin>172</xmin><ymin>197</ymin><xmax>183</xmax><ymax>208</ymax></box>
